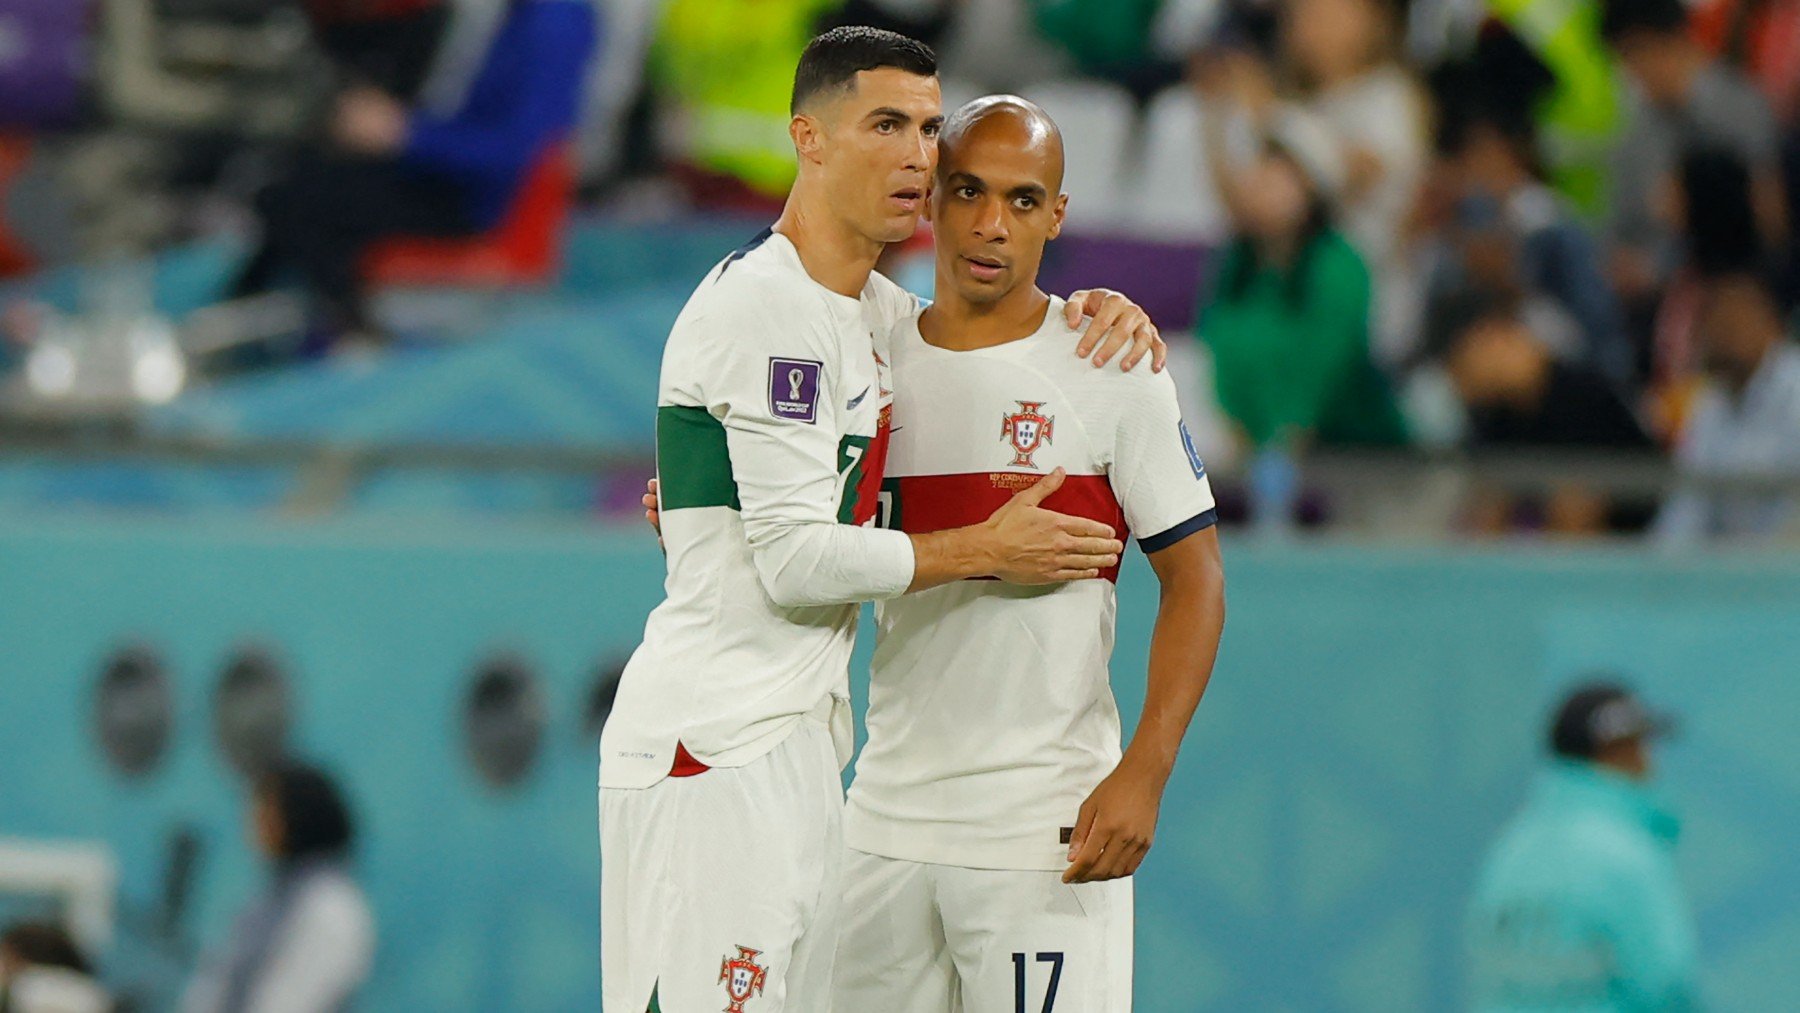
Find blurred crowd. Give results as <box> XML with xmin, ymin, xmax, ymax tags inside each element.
<box><xmin>1</xmin><ymin>0</ymin><xmax>1798</xmax><ymax>542</ymax></box>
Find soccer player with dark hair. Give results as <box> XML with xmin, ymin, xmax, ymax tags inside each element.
<box><xmin>600</xmin><ymin>26</ymin><xmax>1167</xmax><ymax>1013</ymax></box>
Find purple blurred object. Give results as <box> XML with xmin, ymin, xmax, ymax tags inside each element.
<box><xmin>1036</xmin><ymin>233</ymin><xmax>1212</xmax><ymax>333</ymax></box>
<box><xmin>0</xmin><ymin>0</ymin><xmax>92</xmax><ymax>129</ymax></box>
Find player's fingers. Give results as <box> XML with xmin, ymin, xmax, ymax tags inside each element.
<box><xmin>1062</xmin><ymin>835</ymin><xmax>1105</xmax><ymax>884</ymax></box>
<box><xmin>1066</xmin><ymin>289</ymin><xmax>1091</xmax><ymax>331</ymax></box>
<box><xmin>1094</xmin><ymin>832</ymin><xmax>1139</xmax><ymax>882</ymax></box>
<box><xmin>1057</xmin><ymin>546</ymin><xmax>1120</xmax><ymax>568</ymax></box>
<box><xmin>1012</xmin><ymin>467</ymin><xmax>1067</xmax><ymax>506</ymax></box>
<box><xmin>1067</xmin><ymin>536</ymin><xmax>1124</xmax><ymax>558</ymax></box>
<box><xmin>1083</xmin><ymin>837</ymin><xmax>1122</xmax><ymax>882</ymax></box>
<box><xmin>1067</xmin><ymin>803</ymin><xmax>1092</xmax><ymax>858</ymax></box>
<box><xmin>1086</xmin><ymin>303</ymin><xmax>1128</xmax><ymax>368</ymax></box>
<box><xmin>1151</xmin><ymin>326</ymin><xmax>1168</xmax><ymax>373</ymax></box>
<box><xmin>1120</xmin><ymin>320</ymin><xmax>1155</xmax><ymax>372</ymax></box>
<box><xmin>1102</xmin><ymin>835</ymin><xmax>1147</xmax><ymax>880</ymax></box>
<box><xmin>647</xmin><ymin>477</ymin><xmax>659</xmax><ymax>497</ymax></box>
<box><xmin>1069</xmin><ymin>291</ymin><xmax>1101</xmax><ymax>356</ymax></box>
<box><xmin>1049</xmin><ymin>513</ymin><xmax>1117</xmax><ymax>541</ymax></box>
<box><xmin>1045</xmin><ymin>568</ymin><xmax>1103</xmax><ymax>583</ymax></box>
<box><xmin>1067</xmin><ymin>799</ymin><xmax>1100</xmax><ymax>861</ymax></box>
<box><xmin>1121</xmin><ymin>842</ymin><xmax>1150</xmax><ymax>878</ymax></box>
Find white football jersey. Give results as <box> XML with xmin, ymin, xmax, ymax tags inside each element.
<box><xmin>845</xmin><ymin>297</ymin><xmax>1217</xmax><ymax>870</ymax></box>
<box><xmin>600</xmin><ymin>229</ymin><xmax>918</xmax><ymax>790</ymax></box>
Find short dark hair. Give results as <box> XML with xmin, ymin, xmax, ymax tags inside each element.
<box><xmin>260</xmin><ymin>761</ymin><xmax>355</xmax><ymax>864</ymax></box>
<box><xmin>1600</xmin><ymin>0</ymin><xmax>1689</xmax><ymax>43</ymax></box>
<box><xmin>0</xmin><ymin>922</ymin><xmax>91</xmax><ymax>976</ymax></box>
<box><xmin>791</xmin><ymin>26</ymin><xmax>936</xmax><ymax>115</ymax></box>
<box><xmin>1681</xmin><ymin>147</ymin><xmax>1764</xmax><ymax>277</ymax></box>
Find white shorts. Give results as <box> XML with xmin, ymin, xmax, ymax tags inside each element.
<box><xmin>834</xmin><ymin>848</ymin><xmax>1134</xmax><ymax>1013</ymax></box>
<box><xmin>599</xmin><ymin>716</ymin><xmax>843</xmax><ymax>1013</ymax></box>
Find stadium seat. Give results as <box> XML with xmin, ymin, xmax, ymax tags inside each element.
<box><xmin>363</xmin><ymin>143</ymin><xmax>576</xmax><ymax>289</ymax></box>
<box><xmin>1122</xmin><ymin>85</ymin><xmax>1230</xmax><ymax>244</ymax></box>
<box><xmin>1023</xmin><ymin>79</ymin><xmax>1136</xmax><ymax>234</ymax></box>
<box><xmin>0</xmin><ymin>136</ymin><xmax>39</xmax><ymax>276</ymax></box>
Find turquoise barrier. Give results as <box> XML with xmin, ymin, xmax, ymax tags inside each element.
<box><xmin>1</xmin><ymin>518</ymin><xmax>1796</xmax><ymax>1011</ymax></box>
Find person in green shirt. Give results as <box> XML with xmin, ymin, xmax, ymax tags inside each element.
<box><xmin>1468</xmin><ymin>682</ymin><xmax>1699</xmax><ymax>1011</ymax></box>
<box><xmin>1195</xmin><ymin>110</ymin><xmax>1410</xmax><ymax>455</ymax></box>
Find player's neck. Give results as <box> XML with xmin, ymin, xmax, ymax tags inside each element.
<box><xmin>773</xmin><ymin>187</ymin><xmax>885</xmax><ymax>299</ymax></box>
<box><xmin>920</xmin><ymin>284</ymin><xmax>1051</xmax><ymax>351</ymax></box>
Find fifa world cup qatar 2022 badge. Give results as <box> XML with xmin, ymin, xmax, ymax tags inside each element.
<box><xmin>718</xmin><ymin>945</ymin><xmax>768</xmax><ymax>1012</ymax></box>
<box><xmin>1000</xmin><ymin>400</ymin><xmax>1055</xmax><ymax>468</ymax></box>
<box><xmin>768</xmin><ymin>357</ymin><xmax>822</xmax><ymax>424</ymax></box>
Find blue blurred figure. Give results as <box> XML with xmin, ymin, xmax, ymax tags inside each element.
<box><xmin>1467</xmin><ymin>682</ymin><xmax>1699</xmax><ymax>1012</ymax></box>
<box><xmin>230</xmin><ymin>0</ymin><xmax>598</xmax><ymax>346</ymax></box>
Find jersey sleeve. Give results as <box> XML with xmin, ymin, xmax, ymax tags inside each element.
<box><xmin>700</xmin><ymin>291</ymin><xmax>915</xmax><ymax>608</ymax></box>
<box><xmin>1111</xmin><ymin>368</ymin><xmax>1218</xmax><ymax>553</ymax></box>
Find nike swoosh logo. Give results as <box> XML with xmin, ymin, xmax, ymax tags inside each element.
<box><xmin>846</xmin><ymin>386</ymin><xmax>870</xmax><ymax>410</ymax></box>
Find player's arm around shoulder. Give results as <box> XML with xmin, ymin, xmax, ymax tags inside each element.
<box><xmin>697</xmin><ymin>284</ymin><xmax>919</xmax><ymax>609</ymax></box>
<box><xmin>1061</xmin><ymin>289</ymin><xmax>1168</xmax><ymax>372</ymax></box>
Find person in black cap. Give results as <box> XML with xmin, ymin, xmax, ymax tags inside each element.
<box><xmin>1466</xmin><ymin>680</ymin><xmax>1699</xmax><ymax>1011</ymax></box>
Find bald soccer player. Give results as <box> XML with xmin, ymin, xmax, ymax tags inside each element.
<box><xmin>602</xmin><ymin>30</ymin><xmax>1170</xmax><ymax>1013</ymax></box>
<box><xmin>833</xmin><ymin>97</ymin><xmax>1227</xmax><ymax>1012</ymax></box>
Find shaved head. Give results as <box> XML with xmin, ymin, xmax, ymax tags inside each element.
<box><xmin>937</xmin><ymin>95</ymin><xmax>1065</xmax><ymax>194</ymax></box>
<box><xmin>927</xmin><ymin>94</ymin><xmax>1069</xmax><ymax>312</ymax></box>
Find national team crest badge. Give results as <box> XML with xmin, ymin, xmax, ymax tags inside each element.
<box><xmin>718</xmin><ymin>945</ymin><xmax>768</xmax><ymax>1012</ymax></box>
<box><xmin>1000</xmin><ymin>400</ymin><xmax>1055</xmax><ymax>468</ymax></box>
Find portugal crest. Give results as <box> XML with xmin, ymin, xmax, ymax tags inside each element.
<box><xmin>718</xmin><ymin>945</ymin><xmax>768</xmax><ymax>1012</ymax></box>
<box><xmin>1000</xmin><ymin>400</ymin><xmax>1055</xmax><ymax>468</ymax></box>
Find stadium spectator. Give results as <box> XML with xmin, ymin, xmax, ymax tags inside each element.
<box><xmin>1196</xmin><ymin>109</ymin><xmax>1408</xmax><ymax>483</ymax></box>
<box><xmin>1481</xmin><ymin>1</ymin><xmax>1627</xmax><ymax>219</ymax></box>
<box><xmin>1601</xmin><ymin>0</ymin><xmax>1785</xmax><ymax>304</ymax></box>
<box><xmin>303</xmin><ymin>0</ymin><xmax>453</xmax><ymax>101</ymax></box>
<box><xmin>1429</xmin><ymin>92</ymin><xmax>1633</xmax><ymax>389</ymax></box>
<box><xmin>0</xmin><ymin>922</ymin><xmax>111</xmax><ymax>1013</ymax></box>
<box><xmin>649</xmin><ymin>0</ymin><xmax>827</xmax><ymax>207</ymax></box>
<box><xmin>1441</xmin><ymin>298</ymin><xmax>1652</xmax><ymax>534</ymax></box>
<box><xmin>819</xmin><ymin>0</ymin><xmax>957</xmax><ymax>50</ymax></box>
<box><xmin>1641</xmin><ymin>148</ymin><xmax>1770</xmax><ymax>412</ymax></box>
<box><xmin>228</xmin><ymin>0</ymin><xmax>597</xmax><ymax>349</ymax></box>
<box><xmin>1277</xmin><ymin>0</ymin><xmax>1431</xmax><ymax>364</ymax></box>
<box><xmin>1445</xmin><ymin>302</ymin><xmax>1649</xmax><ymax>451</ymax></box>
<box><xmin>180</xmin><ymin>762</ymin><xmax>374</xmax><ymax>1013</ymax></box>
<box><xmin>1690</xmin><ymin>0</ymin><xmax>1800</xmax><ymax>124</ymax></box>
<box><xmin>1027</xmin><ymin>0</ymin><xmax>1180</xmax><ymax>99</ymax></box>
<box><xmin>1656</xmin><ymin>271</ymin><xmax>1800</xmax><ymax>544</ymax></box>
<box><xmin>1467</xmin><ymin>681</ymin><xmax>1699</xmax><ymax>1011</ymax></box>
<box><xmin>1190</xmin><ymin>0</ymin><xmax>1429</xmax><ymax>362</ymax></box>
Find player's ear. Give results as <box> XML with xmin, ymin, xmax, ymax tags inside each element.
<box><xmin>1048</xmin><ymin>193</ymin><xmax>1069</xmax><ymax>241</ymax></box>
<box><xmin>791</xmin><ymin>113</ymin><xmax>825</xmax><ymax>166</ymax></box>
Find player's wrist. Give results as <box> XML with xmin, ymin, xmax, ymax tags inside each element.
<box><xmin>946</xmin><ymin>523</ymin><xmax>1002</xmax><ymax>579</ymax></box>
<box><xmin>1119</xmin><ymin>740</ymin><xmax>1178</xmax><ymax>783</ymax></box>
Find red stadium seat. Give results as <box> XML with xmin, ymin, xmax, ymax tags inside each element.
<box><xmin>0</xmin><ymin>136</ymin><xmax>39</xmax><ymax>277</ymax></box>
<box><xmin>363</xmin><ymin>142</ymin><xmax>575</xmax><ymax>288</ymax></box>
